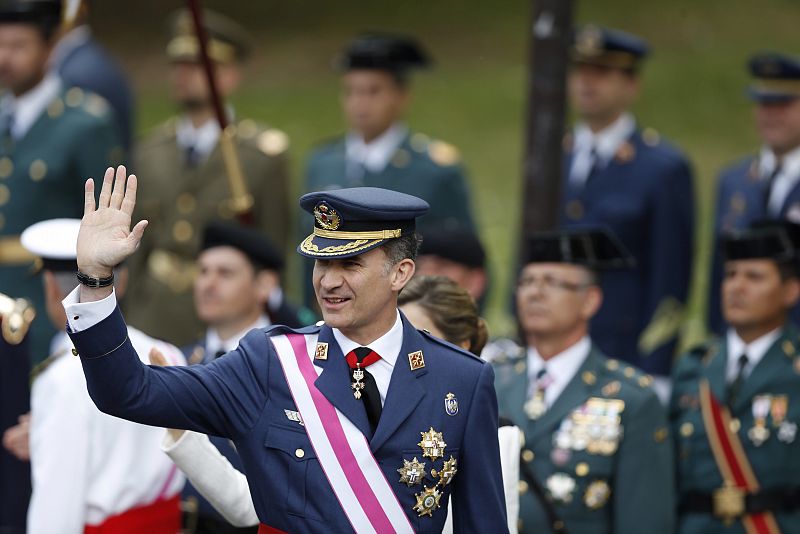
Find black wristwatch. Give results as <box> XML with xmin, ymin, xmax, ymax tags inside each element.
<box><xmin>76</xmin><ymin>270</ymin><xmax>114</xmax><ymax>288</ymax></box>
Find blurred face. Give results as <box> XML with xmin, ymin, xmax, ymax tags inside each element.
<box><xmin>568</xmin><ymin>63</ymin><xmax>639</xmax><ymax>127</ymax></box>
<box><xmin>194</xmin><ymin>247</ymin><xmax>270</xmax><ymax>328</ymax></box>
<box><xmin>722</xmin><ymin>259</ymin><xmax>799</xmax><ymax>332</ymax></box>
<box><xmin>754</xmin><ymin>99</ymin><xmax>800</xmax><ymax>156</ymax></box>
<box><xmin>341</xmin><ymin>70</ymin><xmax>409</xmax><ymax>142</ymax></box>
<box><xmin>516</xmin><ymin>263</ymin><xmax>601</xmax><ymax>340</ymax></box>
<box><xmin>0</xmin><ymin>24</ymin><xmax>50</xmax><ymax>96</ymax></box>
<box><xmin>414</xmin><ymin>255</ymin><xmax>486</xmax><ymax>300</ymax></box>
<box><xmin>170</xmin><ymin>61</ymin><xmax>241</xmax><ymax>111</ymax></box>
<box><xmin>313</xmin><ymin>247</ymin><xmax>414</xmax><ymax>343</ymax></box>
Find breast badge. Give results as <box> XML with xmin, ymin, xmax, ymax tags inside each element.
<box><xmin>413</xmin><ymin>486</ymin><xmax>443</xmax><ymax>517</ymax></box>
<box><xmin>402</xmin><ymin>427</ymin><xmax>459</xmax><ymax>518</ymax></box>
<box><xmin>546</xmin><ymin>473</ymin><xmax>576</xmax><ymax>504</ymax></box>
<box><xmin>418</xmin><ymin>427</ymin><xmax>447</xmax><ymax>460</ymax></box>
<box><xmin>431</xmin><ymin>456</ymin><xmax>458</xmax><ymax>486</ymax></box>
<box><xmin>444</xmin><ymin>393</ymin><xmax>458</xmax><ymax>416</ymax></box>
<box><xmin>397</xmin><ymin>457</ymin><xmax>426</xmax><ymax>486</ymax></box>
<box><xmin>584</xmin><ymin>480</ymin><xmax>611</xmax><ymax>509</ymax></box>
<box><xmin>748</xmin><ymin>395</ymin><xmax>772</xmax><ymax>446</ymax></box>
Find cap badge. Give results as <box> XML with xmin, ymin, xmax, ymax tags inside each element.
<box><xmin>314</xmin><ymin>202</ymin><xmax>341</xmax><ymax>231</ymax></box>
<box><xmin>575</xmin><ymin>25</ymin><xmax>603</xmax><ymax>56</ymax></box>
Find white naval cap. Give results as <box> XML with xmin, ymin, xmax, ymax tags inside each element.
<box><xmin>21</xmin><ymin>218</ymin><xmax>81</xmax><ymax>270</ymax></box>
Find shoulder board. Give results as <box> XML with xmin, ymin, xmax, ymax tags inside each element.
<box><xmin>0</xmin><ymin>293</ymin><xmax>35</xmax><ymax>344</ymax></box>
<box><xmin>264</xmin><ymin>323</ymin><xmax>322</xmax><ymax>337</ymax></box>
<box><xmin>427</xmin><ymin>139</ymin><xmax>461</xmax><ymax>166</ymax></box>
<box><xmin>235</xmin><ymin>120</ymin><xmax>289</xmax><ymax>156</ymax></box>
<box><xmin>418</xmin><ymin>329</ymin><xmax>483</xmax><ymax>362</ymax></box>
<box><xmin>482</xmin><ymin>337</ymin><xmax>525</xmax><ymax>365</ymax></box>
<box><xmin>62</xmin><ymin>87</ymin><xmax>110</xmax><ymax>119</ymax></box>
<box><xmin>641</xmin><ymin>127</ymin><xmax>661</xmax><ymax>147</ymax></box>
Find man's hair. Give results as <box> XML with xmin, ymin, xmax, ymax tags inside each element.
<box><xmin>381</xmin><ymin>232</ymin><xmax>422</xmax><ymax>267</ymax></box>
<box><xmin>777</xmin><ymin>260</ymin><xmax>800</xmax><ymax>282</ymax></box>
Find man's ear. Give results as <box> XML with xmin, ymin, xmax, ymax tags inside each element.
<box><xmin>783</xmin><ymin>277</ymin><xmax>800</xmax><ymax>308</ymax></box>
<box><xmin>390</xmin><ymin>258</ymin><xmax>416</xmax><ymax>292</ymax></box>
<box><xmin>255</xmin><ymin>270</ymin><xmax>280</xmax><ymax>304</ymax></box>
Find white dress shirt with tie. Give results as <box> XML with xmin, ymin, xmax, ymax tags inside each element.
<box><xmin>725</xmin><ymin>327</ymin><xmax>782</xmax><ymax>384</ymax></box>
<box><xmin>569</xmin><ymin>113</ymin><xmax>636</xmax><ymax>188</ymax></box>
<box><xmin>759</xmin><ymin>145</ymin><xmax>800</xmax><ymax>217</ymax></box>
<box><xmin>526</xmin><ymin>336</ymin><xmax>591</xmax><ymax>406</ymax></box>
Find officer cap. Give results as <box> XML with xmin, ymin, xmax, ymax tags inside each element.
<box><xmin>337</xmin><ymin>33</ymin><xmax>431</xmax><ymax>76</ymax></box>
<box><xmin>297</xmin><ymin>187</ymin><xmax>429</xmax><ymax>260</ymax></box>
<box><xmin>747</xmin><ymin>52</ymin><xmax>800</xmax><ymax>102</ymax></box>
<box><xmin>201</xmin><ymin>221</ymin><xmax>284</xmax><ymax>271</ymax></box>
<box><xmin>571</xmin><ymin>24</ymin><xmax>649</xmax><ymax>72</ymax></box>
<box><xmin>20</xmin><ymin>218</ymin><xmax>80</xmax><ymax>272</ymax></box>
<box><xmin>522</xmin><ymin>227</ymin><xmax>635</xmax><ymax>270</ymax></box>
<box><xmin>722</xmin><ymin>219</ymin><xmax>800</xmax><ymax>266</ymax></box>
<box><xmin>0</xmin><ymin>0</ymin><xmax>61</xmax><ymax>38</ymax></box>
<box><xmin>166</xmin><ymin>8</ymin><xmax>252</xmax><ymax>64</ymax></box>
<box><xmin>419</xmin><ymin>227</ymin><xmax>486</xmax><ymax>269</ymax></box>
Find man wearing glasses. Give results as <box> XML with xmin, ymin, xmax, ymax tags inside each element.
<box><xmin>491</xmin><ymin>227</ymin><xmax>674</xmax><ymax>534</ymax></box>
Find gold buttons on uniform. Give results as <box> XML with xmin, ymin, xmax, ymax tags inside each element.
<box><xmin>47</xmin><ymin>98</ymin><xmax>64</xmax><ymax>118</ymax></box>
<box><xmin>575</xmin><ymin>462</ymin><xmax>589</xmax><ymax>477</ymax></box>
<box><xmin>582</xmin><ymin>371</ymin><xmax>596</xmax><ymax>385</ymax></box>
<box><xmin>522</xmin><ymin>449</ymin><xmax>535</xmax><ymax>463</ymax></box>
<box><xmin>680</xmin><ymin>422</ymin><xmax>694</xmax><ymax>437</ymax></box>
<box><xmin>0</xmin><ymin>157</ymin><xmax>13</xmax><ymax>178</ymax></box>
<box><xmin>518</xmin><ymin>480</ymin><xmax>529</xmax><ymax>494</ymax></box>
<box><xmin>0</xmin><ymin>184</ymin><xmax>9</xmax><ymax>206</ymax></box>
<box><xmin>29</xmin><ymin>159</ymin><xmax>47</xmax><ymax>182</ymax></box>
<box><xmin>176</xmin><ymin>193</ymin><xmax>196</xmax><ymax>215</ymax></box>
<box><xmin>606</xmin><ymin>359</ymin><xmax>620</xmax><ymax>371</ymax></box>
<box><xmin>172</xmin><ymin>220</ymin><xmax>193</xmax><ymax>242</ymax></box>
<box><xmin>65</xmin><ymin>87</ymin><xmax>83</xmax><ymax>107</ymax></box>
<box><xmin>623</xmin><ymin>367</ymin><xmax>635</xmax><ymax>378</ymax></box>
<box><xmin>294</xmin><ymin>448</ymin><xmax>305</xmax><ymax>459</ymax></box>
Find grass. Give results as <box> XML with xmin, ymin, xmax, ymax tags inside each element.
<box><xmin>93</xmin><ymin>0</ymin><xmax>800</xmax><ymax>343</ymax></box>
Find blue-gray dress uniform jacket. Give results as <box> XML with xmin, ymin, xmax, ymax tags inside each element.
<box><xmin>708</xmin><ymin>156</ymin><xmax>800</xmax><ymax>334</ymax></box>
<box><xmin>69</xmin><ymin>307</ymin><xmax>508</xmax><ymax>534</ymax></box>
<box><xmin>562</xmin><ymin>128</ymin><xmax>695</xmax><ymax>377</ymax></box>
<box><xmin>492</xmin><ymin>341</ymin><xmax>675</xmax><ymax>534</ymax></box>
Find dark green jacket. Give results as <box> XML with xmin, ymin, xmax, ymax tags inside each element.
<box><xmin>493</xmin><ymin>341</ymin><xmax>675</xmax><ymax>534</ymax></box>
<box><xmin>671</xmin><ymin>325</ymin><xmax>800</xmax><ymax>533</ymax></box>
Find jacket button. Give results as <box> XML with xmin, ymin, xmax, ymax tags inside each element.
<box><xmin>295</xmin><ymin>448</ymin><xmax>305</xmax><ymax>458</ymax></box>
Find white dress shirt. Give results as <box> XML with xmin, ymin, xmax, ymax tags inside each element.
<box><xmin>758</xmin><ymin>145</ymin><xmax>800</xmax><ymax>216</ymax></box>
<box><xmin>569</xmin><ymin>113</ymin><xmax>636</xmax><ymax>187</ymax></box>
<box><xmin>205</xmin><ymin>314</ymin><xmax>271</xmax><ymax>360</ymax></box>
<box><xmin>345</xmin><ymin>123</ymin><xmax>408</xmax><ymax>174</ymax></box>
<box><xmin>175</xmin><ymin>116</ymin><xmax>221</xmax><ymax>162</ymax></box>
<box><xmin>526</xmin><ymin>336</ymin><xmax>591</xmax><ymax>406</ymax></box>
<box><xmin>28</xmin><ymin>327</ymin><xmax>186</xmax><ymax>533</ymax></box>
<box><xmin>725</xmin><ymin>327</ymin><xmax>782</xmax><ymax>384</ymax></box>
<box><xmin>332</xmin><ymin>310</ymin><xmax>403</xmax><ymax>405</ymax></box>
<box><xmin>0</xmin><ymin>74</ymin><xmax>61</xmax><ymax>140</ymax></box>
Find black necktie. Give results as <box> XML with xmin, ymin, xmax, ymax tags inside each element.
<box><xmin>349</xmin><ymin>346</ymin><xmax>383</xmax><ymax>433</ymax></box>
<box><xmin>764</xmin><ymin>164</ymin><xmax>782</xmax><ymax>212</ymax></box>
<box><xmin>728</xmin><ymin>353</ymin><xmax>749</xmax><ymax>407</ymax></box>
<box><xmin>214</xmin><ymin>349</ymin><xmax>226</xmax><ymax>359</ymax></box>
<box><xmin>185</xmin><ymin>144</ymin><xmax>199</xmax><ymax>167</ymax></box>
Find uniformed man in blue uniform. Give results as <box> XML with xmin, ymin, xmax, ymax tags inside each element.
<box><xmin>63</xmin><ymin>166</ymin><xmax>507</xmax><ymax>533</ymax></box>
<box><xmin>492</xmin><ymin>227</ymin><xmax>675</xmax><ymax>534</ymax></box>
<box><xmin>562</xmin><ymin>25</ymin><xmax>695</xmax><ymax>401</ymax></box>
<box><xmin>709</xmin><ymin>52</ymin><xmax>800</xmax><ymax>335</ymax></box>
<box><xmin>672</xmin><ymin>220</ymin><xmax>800</xmax><ymax>533</ymax></box>
<box><xmin>0</xmin><ymin>0</ymin><xmax>122</xmax><ymax>361</ymax></box>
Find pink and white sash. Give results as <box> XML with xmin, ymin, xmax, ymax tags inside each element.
<box><xmin>270</xmin><ymin>333</ymin><xmax>415</xmax><ymax>534</ymax></box>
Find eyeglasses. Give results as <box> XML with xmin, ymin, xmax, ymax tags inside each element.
<box><xmin>517</xmin><ymin>274</ymin><xmax>590</xmax><ymax>293</ymax></box>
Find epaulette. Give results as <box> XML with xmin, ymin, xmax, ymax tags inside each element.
<box><xmin>61</xmin><ymin>87</ymin><xmax>111</xmax><ymax>119</ymax></box>
<box><xmin>426</xmin><ymin>139</ymin><xmax>461</xmax><ymax>167</ymax></box>
<box><xmin>482</xmin><ymin>338</ymin><xmax>525</xmax><ymax>365</ymax></box>
<box><xmin>417</xmin><ymin>329</ymin><xmax>483</xmax><ymax>362</ymax></box>
<box><xmin>235</xmin><ymin>119</ymin><xmax>289</xmax><ymax>157</ymax></box>
<box><xmin>264</xmin><ymin>322</ymin><xmax>322</xmax><ymax>337</ymax></box>
<box><xmin>0</xmin><ymin>293</ymin><xmax>35</xmax><ymax>345</ymax></box>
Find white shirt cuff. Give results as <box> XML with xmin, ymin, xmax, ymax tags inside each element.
<box><xmin>62</xmin><ymin>286</ymin><xmax>118</xmax><ymax>332</ymax></box>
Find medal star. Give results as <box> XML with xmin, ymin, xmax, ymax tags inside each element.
<box><xmin>433</xmin><ymin>456</ymin><xmax>457</xmax><ymax>486</ymax></box>
<box><xmin>413</xmin><ymin>486</ymin><xmax>442</xmax><ymax>517</ymax></box>
<box><xmin>418</xmin><ymin>427</ymin><xmax>447</xmax><ymax>460</ymax></box>
<box><xmin>397</xmin><ymin>457</ymin><xmax>427</xmax><ymax>487</ymax></box>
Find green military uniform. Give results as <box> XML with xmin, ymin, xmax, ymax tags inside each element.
<box><xmin>125</xmin><ymin>117</ymin><xmax>290</xmax><ymax>345</ymax></box>
<box><xmin>0</xmin><ymin>85</ymin><xmax>122</xmax><ymax>361</ymax></box>
<box><xmin>671</xmin><ymin>326</ymin><xmax>800</xmax><ymax>533</ymax></box>
<box><xmin>305</xmin><ymin>131</ymin><xmax>475</xmax><ymax>234</ymax></box>
<box><xmin>492</xmin><ymin>341</ymin><xmax>675</xmax><ymax>533</ymax></box>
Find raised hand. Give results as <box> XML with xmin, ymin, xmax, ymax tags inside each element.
<box><xmin>77</xmin><ymin>165</ymin><xmax>148</xmax><ymax>278</ymax></box>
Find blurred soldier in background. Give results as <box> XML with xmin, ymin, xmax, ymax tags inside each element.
<box><xmin>0</xmin><ymin>0</ymin><xmax>122</xmax><ymax>362</ymax></box>
<box><xmin>126</xmin><ymin>8</ymin><xmax>290</xmax><ymax>346</ymax></box>
<box><xmin>493</xmin><ymin>228</ymin><xmax>674</xmax><ymax>534</ymax></box>
<box><xmin>672</xmin><ymin>221</ymin><xmax>800</xmax><ymax>533</ymax></box>
<box><xmin>562</xmin><ymin>25</ymin><xmax>695</xmax><ymax>402</ymax></box>
<box><xmin>50</xmin><ymin>0</ymin><xmax>134</xmax><ymax>151</ymax></box>
<box><xmin>709</xmin><ymin>52</ymin><xmax>800</xmax><ymax>334</ymax></box>
<box><xmin>21</xmin><ymin>218</ymin><xmax>185</xmax><ymax>534</ymax></box>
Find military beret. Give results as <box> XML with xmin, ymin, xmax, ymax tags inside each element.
<box><xmin>747</xmin><ymin>52</ymin><xmax>800</xmax><ymax>102</ymax></box>
<box><xmin>572</xmin><ymin>24</ymin><xmax>649</xmax><ymax>71</ymax></box>
<box><xmin>722</xmin><ymin>219</ymin><xmax>800</xmax><ymax>264</ymax></box>
<box><xmin>337</xmin><ymin>32</ymin><xmax>431</xmax><ymax>74</ymax></box>
<box><xmin>20</xmin><ymin>218</ymin><xmax>80</xmax><ymax>272</ymax></box>
<box><xmin>419</xmin><ymin>228</ymin><xmax>486</xmax><ymax>269</ymax></box>
<box><xmin>201</xmin><ymin>221</ymin><xmax>284</xmax><ymax>271</ymax></box>
<box><xmin>166</xmin><ymin>8</ymin><xmax>252</xmax><ymax>64</ymax></box>
<box><xmin>522</xmin><ymin>226</ymin><xmax>635</xmax><ymax>270</ymax></box>
<box><xmin>297</xmin><ymin>187</ymin><xmax>429</xmax><ymax>259</ymax></box>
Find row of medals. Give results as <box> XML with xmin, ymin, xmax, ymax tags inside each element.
<box><xmin>397</xmin><ymin>427</ymin><xmax>457</xmax><ymax>517</ymax></box>
<box><xmin>528</xmin><ymin>395</ymin><xmax>624</xmax><ymax>508</ymax></box>
<box><xmin>742</xmin><ymin>394</ymin><xmax>796</xmax><ymax>446</ymax></box>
